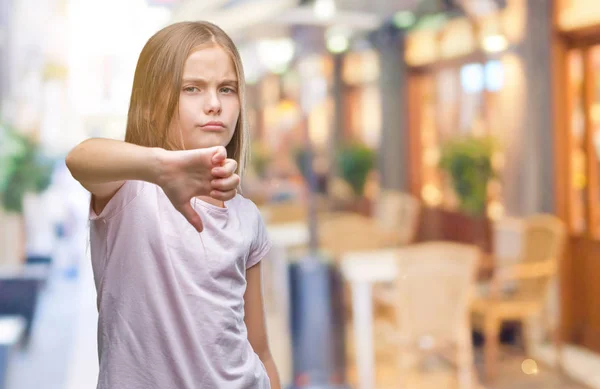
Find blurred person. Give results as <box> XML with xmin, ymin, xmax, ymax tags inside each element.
<box><xmin>66</xmin><ymin>22</ymin><xmax>280</xmax><ymax>389</ymax></box>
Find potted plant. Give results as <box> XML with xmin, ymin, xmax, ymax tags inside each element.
<box><xmin>439</xmin><ymin>135</ymin><xmax>498</xmax><ymax>217</ymax></box>
<box><xmin>336</xmin><ymin>143</ymin><xmax>375</xmax><ymax>215</ymax></box>
<box><xmin>436</xmin><ymin>135</ymin><xmax>498</xmax><ymax>251</ymax></box>
<box><xmin>0</xmin><ymin>121</ymin><xmax>54</xmax><ymax>266</ymax></box>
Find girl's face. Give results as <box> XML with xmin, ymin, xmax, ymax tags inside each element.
<box><xmin>171</xmin><ymin>46</ymin><xmax>240</xmax><ymax>150</ymax></box>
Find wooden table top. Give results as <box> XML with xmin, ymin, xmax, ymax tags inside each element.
<box><xmin>266</xmin><ymin>211</ymin><xmax>496</xmax><ymax>280</ymax></box>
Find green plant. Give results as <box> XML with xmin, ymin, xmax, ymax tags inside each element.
<box><xmin>0</xmin><ymin>122</ymin><xmax>54</xmax><ymax>213</ymax></box>
<box><xmin>439</xmin><ymin>135</ymin><xmax>498</xmax><ymax>216</ymax></box>
<box><xmin>336</xmin><ymin>143</ymin><xmax>375</xmax><ymax>197</ymax></box>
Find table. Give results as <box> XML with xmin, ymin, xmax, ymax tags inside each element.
<box><xmin>266</xmin><ymin>212</ymin><xmax>400</xmax><ymax>260</ymax></box>
<box><xmin>265</xmin><ymin>215</ymin><xmax>401</xmax><ymax>389</ymax></box>
<box><xmin>340</xmin><ymin>249</ymin><xmax>399</xmax><ymax>389</ymax></box>
<box><xmin>0</xmin><ymin>265</ymin><xmax>48</xmax><ymax>346</ymax></box>
<box><xmin>267</xmin><ymin>222</ymin><xmax>309</xmax><ymax>249</ymax></box>
<box><xmin>340</xmin><ymin>248</ymin><xmax>494</xmax><ymax>389</ymax></box>
<box><xmin>0</xmin><ymin>316</ymin><xmax>25</xmax><ymax>389</ymax></box>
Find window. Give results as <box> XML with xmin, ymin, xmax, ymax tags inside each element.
<box><xmin>416</xmin><ymin>59</ymin><xmax>506</xmax><ymax>217</ymax></box>
<box><xmin>562</xmin><ymin>45</ymin><xmax>600</xmax><ymax>238</ymax></box>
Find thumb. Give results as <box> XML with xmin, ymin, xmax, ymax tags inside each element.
<box><xmin>180</xmin><ymin>202</ymin><xmax>204</xmax><ymax>232</ymax></box>
<box><xmin>211</xmin><ymin>146</ymin><xmax>227</xmax><ymax>166</ymax></box>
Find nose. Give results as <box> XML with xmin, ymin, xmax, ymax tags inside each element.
<box><xmin>204</xmin><ymin>89</ymin><xmax>222</xmax><ymax>115</ymax></box>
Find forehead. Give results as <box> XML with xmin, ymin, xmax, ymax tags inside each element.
<box><xmin>183</xmin><ymin>46</ymin><xmax>237</xmax><ymax>79</ymax></box>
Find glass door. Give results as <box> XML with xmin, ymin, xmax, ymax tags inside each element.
<box><xmin>413</xmin><ymin>60</ymin><xmax>506</xmax><ymax>218</ymax></box>
<box><xmin>566</xmin><ymin>44</ymin><xmax>600</xmax><ymax>238</ymax></box>
<box><xmin>588</xmin><ymin>45</ymin><xmax>600</xmax><ymax>238</ymax></box>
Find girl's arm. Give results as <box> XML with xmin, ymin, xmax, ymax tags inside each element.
<box><xmin>244</xmin><ymin>262</ymin><xmax>281</xmax><ymax>389</ymax></box>
<box><xmin>66</xmin><ymin>138</ymin><xmax>239</xmax><ymax>231</ymax></box>
<box><xmin>66</xmin><ymin>138</ymin><xmax>164</xmax><ymax>196</ymax></box>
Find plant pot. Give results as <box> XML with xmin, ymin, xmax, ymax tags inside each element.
<box><xmin>353</xmin><ymin>196</ymin><xmax>371</xmax><ymax>217</ymax></box>
<box><xmin>0</xmin><ymin>209</ymin><xmax>25</xmax><ymax>267</ymax></box>
<box><xmin>416</xmin><ymin>207</ymin><xmax>493</xmax><ymax>254</ymax></box>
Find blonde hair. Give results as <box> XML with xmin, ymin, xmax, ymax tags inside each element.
<box><xmin>125</xmin><ymin>21</ymin><xmax>249</xmax><ymax>177</ymax></box>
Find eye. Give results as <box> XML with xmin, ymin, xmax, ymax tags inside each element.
<box><xmin>220</xmin><ymin>87</ymin><xmax>237</xmax><ymax>94</ymax></box>
<box><xmin>183</xmin><ymin>86</ymin><xmax>200</xmax><ymax>93</ymax></box>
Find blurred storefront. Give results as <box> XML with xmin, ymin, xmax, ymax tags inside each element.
<box><xmin>406</xmin><ymin>18</ymin><xmax>511</xmax><ymax>217</ymax></box>
<box><xmin>340</xmin><ymin>50</ymin><xmax>382</xmax><ymax>148</ymax></box>
<box><xmin>554</xmin><ymin>0</ymin><xmax>600</xmax><ymax>355</ymax></box>
<box><xmin>401</xmin><ymin>0</ymin><xmax>600</xmax><ymax>361</ymax></box>
<box><xmin>401</xmin><ymin>0</ymin><xmax>555</xmax><ymax>250</ymax></box>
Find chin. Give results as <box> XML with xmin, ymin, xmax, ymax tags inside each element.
<box><xmin>189</xmin><ymin>137</ymin><xmax>230</xmax><ymax>150</ymax></box>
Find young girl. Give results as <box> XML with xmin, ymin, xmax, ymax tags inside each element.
<box><xmin>66</xmin><ymin>21</ymin><xmax>280</xmax><ymax>389</ymax></box>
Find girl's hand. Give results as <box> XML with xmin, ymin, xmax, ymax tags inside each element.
<box><xmin>158</xmin><ymin>146</ymin><xmax>240</xmax><ymax>232</ymax></box>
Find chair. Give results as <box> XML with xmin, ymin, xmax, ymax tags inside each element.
<box><xmin>389</xmin><ymin>242</ymin><xmax>480</xmax><ymax>389</ymax></box>
<box><xmin>475</xmin><ymin>217</ymin><xmax>525</xmax><ymax>303</ymax></box>
<box><xmin>373</xmin><ymin>190</ymin><xmax>421</xmax><ymax>246</ymax></box>
<box><xmin>327</xmin><ymin>176</ymin><xmax>356</xmax><ymax>211</ymax></box>
<box><xmin>259</xmin><ymin>201</ymin><xmax>307</xmax><ymax>225</ymax></box>
<box><xmin>471</xmin><ymin>214</ymin><xmax>567</xmax><ymax>381</ymax></box>
<box><xmin>371</xmin><ymin>191</ymin><xmax>422</xmax><ymax>319</ymax></box>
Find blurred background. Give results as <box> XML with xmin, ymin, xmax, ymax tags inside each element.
<box><xmin>1</xmin><ymin>0</ymin><xmax>600</xmax><ymax>388</ymax></box>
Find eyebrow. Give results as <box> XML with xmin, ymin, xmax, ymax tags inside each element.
<box><xmin>182</xmin><ymin>77</ymin><xmax>238</xmax><ymax>85</ymax></box>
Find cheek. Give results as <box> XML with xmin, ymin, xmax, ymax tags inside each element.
<box><xmin>178</xmin><ymin>101</ymin><xmax>196</xmax><ymax>126</ymax></box>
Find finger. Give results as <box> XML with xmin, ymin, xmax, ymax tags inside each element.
<box><xmin>212</xmin><ymin>159</ymin><xmax>238</xmax><ymax>178</ymax></box>
<box><xmin>179</xmin><ymin>202</ymin><xmax>204</xmax><ymax>232</ymax></box>
<box><xmin>211</xmin><ymin>146</ymin><xmax>227</xmax><ymax>166</ymax></box>
<box><xmin>210</xmin><ymin>189</ymin><xmax>237</xmax><ymax>201</ymax></box>
<box><xmin>211</xmin><ymin>174</ymin><xmax>240</xmax><ymax>192</ymax></box>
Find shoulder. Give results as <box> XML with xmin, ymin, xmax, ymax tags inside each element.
<box><xmin>89</xmin><ymin>180</ymin><xmax>151</xmax><ymax>221</ymax></box>
<box><xmin>234</xmin><ymin>195</ymin><xmax>272</xmax><ymax>267</ymax></box>
<box><xmin>228</xmin><ymin>194</ymin><xmax>269</xmax><ymax>236</ymax></box>
<box><xmin>229</xmin><ymin>193</ymin><xmax>262</xmax><ymax>217</ymax></box>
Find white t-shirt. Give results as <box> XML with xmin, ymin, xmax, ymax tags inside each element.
<box><xmin>89</xmin><ymin>180</ymin><xmax>272</xmax><ymax>389</ymax></box>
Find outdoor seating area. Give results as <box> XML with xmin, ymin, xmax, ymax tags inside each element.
<box><xmin>3</xmin><ymin>1</ymin><xmax>600</xmax><ymax>389</ymax></box>
<box><xmin>260</xmin><ymin>191</ymin><xmax>569</xmax><ymax>388</ymax></box>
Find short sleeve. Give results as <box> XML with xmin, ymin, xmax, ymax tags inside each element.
<box><xmin>246</xmin><ymin>208</ymin><xmax>272</xmax><ymax>269</ymax></box>
<box><xmin>89</xmin><ymin>180</ymin><xmax>146</xmax><ymax>221</ymax></box>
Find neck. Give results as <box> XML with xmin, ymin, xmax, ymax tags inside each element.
<box><xmin>197</xmin><ymin>196</ymin><xmax>225</xmax><ymax>208</ymax></box>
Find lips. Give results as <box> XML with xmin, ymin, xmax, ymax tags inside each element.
<box><xmin>200</xmin><ymin>121</ymin><xmax>226</xmax><ymax>131</ymax></box>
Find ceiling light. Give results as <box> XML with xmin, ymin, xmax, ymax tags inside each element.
<box><xmin>314</xmin><ymin>0</ymin><xmax>336</xmax><ymax>21</ymax></box>
<box><xmin>327</xmin><ymin>35</ymin><xmax>349</xmax><ymax>54</ymax></box>
<box><xmin>325</xmin><ymin>26</ymin><xmax>351</xmax><ymax>54</ymax></box>
<box><xmin>257</xmin><ymin>38</ymin><xmax>295</xmax><ymax>73</ymax></box>
<box><xmin>482</xmin><ymin>34</ymin><xmax>508</xmax><ymax>53</ymax></box>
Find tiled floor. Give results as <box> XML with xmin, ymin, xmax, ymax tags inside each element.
<box><xmin>481</xmin><ymin>355</ymin><xmax>584</xmax><ymax>389</ymax></box>
<box><xmin>344</xmin><ymin>344</ymin><xmax>588</xmax><ymax>389</ymax></box>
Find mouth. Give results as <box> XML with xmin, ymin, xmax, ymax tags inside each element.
<box><xmin>200</xmin><ymin>122</ymin><xmax>226</xmax><ymax>131</ymax></box>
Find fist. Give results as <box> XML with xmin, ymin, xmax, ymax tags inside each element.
<box><xmin>160</xmin><ymin>146</ymin><xmax>240</xmax><ymax>232</ymax></box>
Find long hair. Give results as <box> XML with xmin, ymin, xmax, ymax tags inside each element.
<box><xmin>124</xmin><ymin>21</ymin><xmax>249</xmax><ymax>177</ymax></box>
